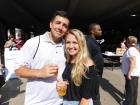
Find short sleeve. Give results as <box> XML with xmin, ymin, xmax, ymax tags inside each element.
<box><xmin>14</xmin><ymin>38</ymin><xmax>38</xmax><ymax>70</ymax></box>
<box><xmin>80</xmin><ymin>65</ymin><xmax>99</xmax><ymax>99</ymax></box>
<box><xmin>127</xmin><ymin>47</ymin><xmax>138</xmax><ymax>57</ymax></box>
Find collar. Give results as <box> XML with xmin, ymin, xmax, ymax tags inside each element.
<box><xmin>42</xmin><ymin>31</ymin><xmax>64</xmax><ymax>46</ymax></box>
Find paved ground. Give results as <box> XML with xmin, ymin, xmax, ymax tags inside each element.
<box><xmin>0</xmin><ymin>67</ymin><xmax>140</xmax><ymax>105</ymax></box>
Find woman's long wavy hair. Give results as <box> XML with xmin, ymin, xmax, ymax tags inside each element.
<box><xmin>64</xmin><ymin>29</ymin><xmax>90</xmax><ymax>86</ymax></box>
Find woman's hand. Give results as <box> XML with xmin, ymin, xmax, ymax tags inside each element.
<box><xmin>80</xmin><ymin>98</ymin><xmax>90</xmax><ymax>105</ymax></box>
<box><xmin>56</xmin><ymin>79</ymin><xmax>69</xmax><ymax>96</ymax></box>
<box><xmin>56</xmin><ymin>80</ymin><xmax>62</xmax><ymax>92</ymax></box>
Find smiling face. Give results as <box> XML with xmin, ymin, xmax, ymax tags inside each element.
<box><xmin>50</xmin><ymin>15</ymin><xmax>69</xmax><ymax>43</ymax></box>
<box><xmin>65</xmin><ymin>33</ymin><xmax>79</xmax><ymax>58</ymax></box>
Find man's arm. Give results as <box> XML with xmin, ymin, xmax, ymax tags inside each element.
<box><xmin>15</xmin><ymin>64</ymin><xmax>58</xmax><ymax>79</ymax></box>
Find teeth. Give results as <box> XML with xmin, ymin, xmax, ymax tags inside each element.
<box><xmin>69</xmin><ymin>50</ymin><xmax>75</xmax><ymax>52</ymax></box>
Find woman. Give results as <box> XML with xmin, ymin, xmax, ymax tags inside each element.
<box><xmin>57</xmin><ymin>29</ymin><xmax>99</xmax><ymax>105</ymax></box>
<box><xmin>4</xmin><ymin>34</ymin><xmax>15</xmax><ymax>49</ymax></box>
<box><xmin>121</xmin><ymin>36</ymin><xmax>140</xmax><ymax>105</ymax></box>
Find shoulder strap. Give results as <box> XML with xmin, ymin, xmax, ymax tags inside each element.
<box><xmin>33</xmin><ymin>35</ymin><xmax>40</xmax><ymax>59</ymax></box>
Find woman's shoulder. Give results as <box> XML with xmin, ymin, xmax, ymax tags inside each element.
<box><xmin>84</xmin><ymin>57</ymin><xmax>98</xmax><ymax>75</ymax></box>
<box><xmin>84</xmin><ymin>57</ymin><xmax>94</xmax><ymax>67</ymax></box>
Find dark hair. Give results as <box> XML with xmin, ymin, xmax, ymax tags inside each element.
<box><xmin>8</xmin><ymin>34</ymin><xmax>14</xmax><ymax>40</ymax></box>
<box><xmin>50</xmin><ymin>10</ymin><xmax>69</xmax><ymax>22</ymax></box>
<box><xmin>88</xmin><ymin>23</ymin><xmax>100</xmax><ymax>34</ymax></box>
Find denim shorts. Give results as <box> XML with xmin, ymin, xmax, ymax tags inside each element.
<box><xmin>63</xmin><ymin>100</ymin><xmax>79</xmax><ymax>105</ymax></box>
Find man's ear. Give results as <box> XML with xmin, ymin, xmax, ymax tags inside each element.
<box><xmin>50</xmin><ymin>22</ymin><xmax>52</xmax><ymax>29</ymax></box>
<box><xmin>90</xmin><ymin>30</ymin><xmax>92</xmax><ymax>34</ymax></box>
<box><xmin>91</xmin><ymin>30</ymin><xmax>94</xmax><ymax>34</ymax></box>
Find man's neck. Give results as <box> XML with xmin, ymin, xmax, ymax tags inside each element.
<box><xmin>91</xmin><ymin>34</ymin><xmax>96</xmax><ymax>39</ymax></box>
<box><xmin>48</xmin><ymin>32</ymin><xmax>61</xmax><ymax>44</ymax></box>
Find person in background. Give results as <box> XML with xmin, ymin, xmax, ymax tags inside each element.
<box><xmin>57</xmin><ymin>29</ymin><xmax>99</xmax><ymax>105</ymax></box>
<box><xmin>121</xmin><ymin>38</ymin><xmax>127</xmax><ymax>49</ymax></box>
<box><xmin>14</xmin><ymin>33</ymin><xmax>24</xmax><ymax>50</ymax></box>
<box><xmin>4</xmin><ymin>34</ymin><xmax>15</xmax><ymax>50</ymax></box>
<box><xmin>121</xmin><ymin>36</ymin><xmax>140</xmax><ymax>105</ymax></box>
<box><xmin>15</xmin><ymin>10</ymin><xmax>70</xmax><ymax>105</ymax></box>
<box><xmin>86</xmin><ymin>23</ymin><xmax>104</xmax><ymax>105</ymax></box>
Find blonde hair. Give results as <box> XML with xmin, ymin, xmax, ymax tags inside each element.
<box><xmin>64</xmin><ymin>29</ymin><xmax>90</xmax><ymax>86</ymax></box>
<box><xmin>127</xmin><ymin>36</ymin><xmax>137</xmax><ymax>47</ymax></box>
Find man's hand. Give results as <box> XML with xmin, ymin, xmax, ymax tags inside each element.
<box><xmin>39</xmin><ymin>64</ymin><xmax>58</xmax><ymax>78</ymax></box>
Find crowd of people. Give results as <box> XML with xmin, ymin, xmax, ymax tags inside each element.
<box><xmin>1</xmin><ymin>10</ymin><xmax>140</xmax><ymax>105</ymax></box>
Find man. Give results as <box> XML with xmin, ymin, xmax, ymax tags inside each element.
<box><xmin>86</xmin><ymin>23</ymin><xmax>104</xmax><ymax>105</ymax></box>
<box><xmin>15</xmin><ymin>11</ymin><xmax>70</xmax><ymax>105</ymax></box>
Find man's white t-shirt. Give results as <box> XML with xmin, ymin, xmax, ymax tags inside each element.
<box><xmin>15</xmin><ymin>32</ymin><xmax>66</xmax><ymax>105</ymax></box>
<box><xmin>121</xmin><ymin>47</ymin><xmax>140</xmax><ymax>76</ymax></box>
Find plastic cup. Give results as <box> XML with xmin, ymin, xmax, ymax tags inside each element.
<box><xmin>58</xmin><ymin>80</ymin><xmax>68</xmax><ymax>96</ymax></box>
